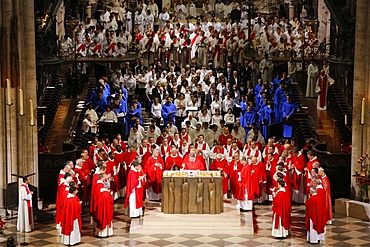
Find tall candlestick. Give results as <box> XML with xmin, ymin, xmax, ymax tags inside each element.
<box><xmin>19</xmin><ymin>89</ymin><xmax>24</xmax><ymax>115</ymax></box>
<box><xmin>361</xmin><ymin>98</ymin><xmax>365</xmax><ymax>125</ymax></box>
<box><xmin>6</xmin><ymin>79</ymin><xmax>11</xmax><ymax>105</ymax></box>
<box><xmin>42</xmin><ymin>115</ymin><xmax>45</xmax><ymax>125</ymax></box>
<box><xmin>30</xmin><ymin>99</ymin><xmax>34</xmax><ymax>126</ymax></box>
<box><xmin>344</xmin><ymin>114</ymin><xmax>347</xmax><ymax>125</ymax></box>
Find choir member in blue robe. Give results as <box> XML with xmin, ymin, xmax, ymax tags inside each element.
<box><xmin>254</xmin><ymin>79</ymin><xmax>263</xmax><ymax>97</ymax></box>
<box><xmin>126</xmin><ymin>104</ymin><xmax>140</xmax><ymax>134</ymax></box>
<box><xmin>282</xmin><ymin>95</ymin><xmax>299</xmax><ymax>138</ymax></box>
<box><xmin>261</xmin><ymin>102</ymin><xmax>273</xmax><ymax>139</ymax></box>
<box><xmin>243</xmin><ymin>105</ymin><xmax>256</xmax><ymax>131</ymax></box>
<box><xmin>161</xmin><ymin>96</ymin><xmax>177</xmax><ymax>126</ymax></box>
<box><xmin>271</xmin><ymin>73</ymin><xmax>281</xmax><ymax>94</ymax></box>
<box><xmin>93</xmin><ymin>92</ymin><xmax>108</xmax><ymax>116</ymax></box>
<box><xmin>239</xmin><ymin>96</ymin><xmax>248</xmax><ymax>125</ymax></box>
<box><xmin>274</xmin><ymin>81</ymin><xmax>286</xmax><ymax>122</ymax></box>
<box><xmin>132</xmin><ymin>96</ymin><xmax>143</xmax><ymax>124</ymax></box>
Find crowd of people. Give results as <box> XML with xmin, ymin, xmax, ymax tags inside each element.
<box><xmin>47</xmin><ymin>0</ymin><xmax>335</xmax><ymax>246</ymax></box>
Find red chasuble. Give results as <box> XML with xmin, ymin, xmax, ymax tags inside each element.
<box><xmin>304</xmin><ymin>157</ymin><xmax>320</xmax><ymax>194</ymax></box>
<box><xmin>56</xmin><ymin>184</ymin><xmax>69</xmax><ymax>225</ymax></box>
<box><xmin>210</xmin><ymin>158</ymin><xmax>229</xmax><ymax>194</ymax></box>
<box><xmin>165</xmin><ymin>155</ymin><xmax>183</xmax><ymax>170</ymax></box>
<box><xmin>305</xmin><ymin>193</ymin><xmax>326</xmax><ymax>234</ymax></box>
<box><xmin>291</xmin><ymin>152</ymin><xmax>306</xmax><ymax>190</ymax></box>
<box><xmin>241</xmin><ymin>162</ymin><xmax>263</xmax><ymax>200</ymax></box>
<box><xmin>229</xmin><ymin>160</ymin><xmax>243</xmax><ymax>197</ymax></box>
<box><xmin>95</xmin><ymin>188</ymin><xmax>114</xmax><ymax>230</ymax></box>
<box><xmin>114</xmin><ymin>151</ymin><xmax>125</xmax><ymax>189</ymax></box>
<box><xmin>60</xmin><ymin>194</ymin><xmax>82</xmax><ymax>235</ymax></box>
<box><xmin>272</xmin><ymin>188</ymin><xmax>291</xmax><ymax>230</ymax></box>
<box><xmin>218</xmin><ymin>134</ymin><xmax>233</xmax><ymax>146</ymax></box>
<box><xmin>321</xmin><ymin>175</ymin><xmax>333</xmax><ymax>221</ymax></box>
<box><xmin>146</xmin><ymin>156</ymin><xmax>164</xmax><ymax>194</ymax></box>
<box><xmin>125</xmin><ymin>169</ymin><xmax>144</xmax><ymax>209</ymax></box>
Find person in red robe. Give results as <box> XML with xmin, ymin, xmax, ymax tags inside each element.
<box><xmin>90</xmin><ymin>166</ymin><xmax>107</xmax><ymax>223</ymax></box>
<box><xmin>56</xmin><ymin>173</ymin><xmax>73</xmax><ymax>232</ymax></box>
<box><xmin>165</xmin><ymin>148</ymin><xmax>183</xmax><ymax>170</ymax></box>
<box><xmin>305</xmin><ymin>186</ymin><xmax>326</xmax><ymax>244</ymax></box>
<box><xmin>315</xmin><ymin>69</ymin><xmax>333</xmax><ymax>110</ymax></box>
<box><xmin>125</xmin><ymin>160</ymin><xmax>145</xmax><ymax>218</ymax></box>
<box><xmin>146</xmin><ymin>149</ymin><xmax>164</xmax><ymax>201</ymax></box>
<box><xmin>318</xmin><ymin>168</ymin><xmax>333</xmax><ymax>225</ymax></box>
<box><xmin>210</xmin><ymin>153</ymin><xmax>229</xmax><ymax>197</ymax></box>
<box><xmin>241</xmin><ymin>157</ymin><xmax>264</xmax><ymax>208</ymax></box>
<box><xmin>183</xmin><ymin>153</ymin><xmax>205</xmax><ymax>170</ymax></box>
<box><xmin>74</xmin><ymin>159</ymin><xmax>89</xmax><ymax>202</ymax></box>
<box><xmin>60</xmin><ymin>186</ymin><xmax>82</xmax><ymax>246</ymax></box>
<box><xmin>263</xmin><ymin>153</ymin><xmax>277</xmax><ymax>201</ymax></box>
<box><xmin>290</xmin><ymin>148</ymin><xmax>306</xmax><ymax>203</ymax></box>
<box><xmin>229</xmin><ymin>152</ymin><xmax>243</xmax><ymax>198</ymax></box>
<box><xmin>114</xmin><ymin>145</ymin><xmax>125</xmax><ymax>191</ymax></box>
<box><xmin>304</xmin><ymin>151</ymin><xmax>320</xmax><ymax>194</ymax></box>
<box><xmin>95</xmin><ymin>182</ymin><xmax>114</xmax><ymax>237</ymax></box>
<box><xmin>218</xmin><ymin>127</ymin><xmax>233</xmax><ymax>146</ymax></box>
<box><xmin>105</xmin><ymin>152</ymin><xmax>119</xmax><ymax>199</ymax></box>
<box><xmin>271</xmin><ymin>179</ymin><xmax>291</xmax><ymax>238</ymax></box>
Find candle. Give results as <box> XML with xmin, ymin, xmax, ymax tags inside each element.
<box><xmin>42</xmin><ymin>115</ymin><xmax>45</xmax><ymax>125</ymax></box>
<box><xmin>361</xmin><ymin>98</ymin><xmax>365</xmax><ymax>124</ymax></box>
<box><xmin>6</xmin><ymin>79</ymin><xmax>11</xmax><ymax>105</ymax></box>
<box><xmin>19</xmin><ymin>89</ymin><xmax>24</xmax><ymax>115</ymax></box>
<box><xmin>344</xmin><ymin>114</ymin><xmax>347</xmax><ymax>125</ymax></box>
<box><xmin>30</xmin><ymin>99</ymin><xmax>34</xmax><ymax>126</ymax></box>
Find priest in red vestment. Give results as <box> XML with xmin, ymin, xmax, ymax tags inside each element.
<box><xmin>146</xmin><ymin>149</ymin><xmax>164</xmax><ymax>200</ymax></box>
<box><xmin>56</xmin><ymin>173</ymin><xmax>73</xmax><ymax>232</ymax></box>
<box><xmin>114</xmin><ymin>145</ymin><xmax>125</xmax><ymax>190</ymax></box>
<box><xmin>318</xmin><ymin>168</ymin><xmax>333</xmax><ymax>225</ymax></box>
<box><xmin>183</xmin><ymin>153</ymin><xmax>205</xmax><ymax>170</ymax></box>
<box><xmin>95</xmin><ymin>183</ymin><xmax>114</xmax><ymax>237</ymax></box>
<box><xmin>60</xmin><ymin>186</ymin><xmax>82</xmax><ymax>246</ymax></box>
<box><xmin>242</xmin><ymin>157</ymin><xmax>264</xmax><ymax>205</ymax></box>
<box><xmin>304</xmin><ymin>151</ymin><xmax>320</xmax><ymax>194</ymax></box>
<box><xmin>305</xmin><ymin>186</ymin><xmax>326</xmax><ymax>244</ymax></box>
<box><xmin>165</xmin><ymin>148</ymin><xmax>183</xmax><ymax>170</ymax></box>
<box><xmin>125</xmin><ymin>161</ymin><xmax>145</xmax><ymax>218</ymax></box>
<box><xmin>271</xmin><ymin>179</ymin><xmax>291</xmax><ymax>238</ymax></box>
<box><xmin>291</xmin><ymin>149</ymin><xmax>306</xmax><ymax>203</ymax></box>
<box><xmin>90</xmin><ymin>166</ymin><xmax>106</xmax><ymax>223</ymax></box>
<box><xmin>229</xmin><ymin>152</ymin><xmax>243</xmax><ymax>198</ymax></box>
<box><xmin>315</xmin><ymin>69</ymin><xmax>333</xmax><ymax>110</ymax></box>
<box><xmin>210</xmin><ymin>153</ymin><xmax>229</xmax><ymax>197</ymax></box>
<box><xmin>218</xmin><ymin>127</ymin><xmax>233</xmax><ymax>146</ymax></box>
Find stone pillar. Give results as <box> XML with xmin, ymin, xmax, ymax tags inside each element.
<box><xmin>351</xmin><ymin>0</ymin><xmax>370</xmax><ymax>198</ymax></box>
<box><xmin>289</xmin><ymin>1</ymin><xmax>295</xmax><ymax>20</ymax></box>
<box><xmin>0</xmin><ymin>0</ymin><xmax>38</xmax><ymax>207</ymax></box>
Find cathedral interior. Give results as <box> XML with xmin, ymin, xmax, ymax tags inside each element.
<box><xmin>1</xmin><ymin>0</ymin><xmax>370</xmax><ymax>246</ymax></box>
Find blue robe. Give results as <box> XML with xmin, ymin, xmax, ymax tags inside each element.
<box><xmin>93</xmin><ymin>96</ymin><xmax>108</xmax><ymax>115</ymax></box>
<box><xmin>271</xmin><ymin>76</ymin><xmax>281</xmax><ymax>94</ymax></box>
<box><xmin>243</xmin><ymin>111</ymin><xmax>256</xmax><ymax>128</ymax></box>
<box><xmin>282</xmin><ymin>101</ymin><xmax>298</xmax><ymax>138</ymax></box>
<box><xmin>260</xmin><ymin>106</ymin><xmax>273</xmax><ymax>139</ymax></box>
<box><xmin>126</xmin><ymin>109</ymin><xmax>139</xmax><ymax>134</ymax></box>
<box><xmin>162</xmin><ymin>103</ymin><xmax>177</xmax><ymax>126</ymax></box>
<box><xmin>239</xmin><ymin>100</ymin><xmax>248</xmax><ymax>125</ymax></box>
<box><xmin>136</xmin><ymin>102</ymin><xmax>143</xmax><ymax>124</ymax></box>
<box><xmin>274</xmin><ymin>87</ymin><xmax>286</xmax><ymax>122</ymax></box>
<box><xmin>254</xmin><ymin>84</ymin><xmax>262</xmax><ymax>97</ymax></box>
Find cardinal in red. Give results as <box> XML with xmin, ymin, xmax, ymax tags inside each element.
<box><xmin>114</xmin><ymin>145</ymin><xmax>125</xmax><ymax>190</ymax></box>
<box><xmin>318</xmin><ymin>168</ymin><xmax>333</xmax><ymax>225</ymax></box>
<box><xmin>90</xmin><ymin>166</ymin><xmax>107</xmax><ymax>223</ymax></box>
<box><xmin>304</xmin><ymin>151</ymin><xmax>320</xmax><ymax>194</ymax></box>
<box><xmin>165</xmin><ymin>148</ymin><xmax>183</xmax><ymax>170</ymax></box>
<box><xmin>125</xmin><ymin>160</ymin><xmax>145</xmax><ymax>218</ymax></box>
<box><xmin>60</xmin><ymin>186</ymin><xmax>82</xmax><ymax>246</ymax></box>
<box><xmin>305</xmin><ymin>186</ymin><xmax>327</xmax><ymax>244</ymax></box>
<box><xmin>229</xmin><ymin>152</ymin><xmax>243</xmax><ymax>198</ymax></box>
<box><xmin>146</xmin><ymin>149</ymin><xmax>164</xmax><ymax>200</ymax></box>
<box><xmin>95</xmin><ymin>180</ymin><xmax>114</xmax><ymax>237</ymax></box>
<box><xmin>271</xmin><ymin>179</ymin><xmax>291</xmax><ymax>238</ymax></box>
<box><xmin>242</xmin><ymin>157</ymin><xmax>264</xmax><ymax>202</ymax></box>
<box><xmin>210</xmin><ymin>153</ymin><xmax>229</xmax><ymax>196</ymax></box>
<box><xmin>218</xmin><ymin>127</ymin><xmax>233</xmax><ymax>146</ymax></box>
<box><xmin>56</xmin><ymin>173</ymin><xmax>73</xmax><ymax>232</ymax></box>
<box><xmin>183</xmin><ymin>152</ymin><xmax>205</xmax><ymax>170</ymax></box>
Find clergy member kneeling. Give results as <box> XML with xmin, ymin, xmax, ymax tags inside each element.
<box><xmin>17</xmin><ymin>176</ymin><xmax>34</xmax><ymax>233</ymax></box>
<box><xmin>125</xmin><ymin>160</ymin><xmax>145</xmax><ymax>218</ymax></box>
<box><xmin>271</xmin><ymin>179</ymin><xmax>291</xmax><ymax>238</ymax></box>
<box><xmin>61</xmin><ymin>186</ymin><xmax>82</xmax><ymax>246</ymax></box>
<box><xmin>305</xmin><ymin>186</ymin><xmax>326</xmax><ymax>244</ymax></box>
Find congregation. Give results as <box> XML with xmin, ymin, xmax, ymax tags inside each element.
<box><xmin>45</xmin><ymin>0</ymin><xmax>334</xmax><ymax>246</ymax></box>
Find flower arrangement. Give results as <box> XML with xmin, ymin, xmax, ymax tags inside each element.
<box><xmin>0</xmin><ymin>217</ymin><xmax>6</xmax><ymax>236</ymax></box>
<box><xmin>356</xmin><ymin>152</ymin><xmax>370</xmax><ymax>177</ymax></box>
<box><xmin>355</xmin><ymin>177</ymin><xmax>370</xmax><ymax>202</ymax></box>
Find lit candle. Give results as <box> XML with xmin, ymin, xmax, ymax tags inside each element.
<box><xmin>6</xmin><ymin>79</ymin><xmax>11</xmax><ymax>105</ymax></box>
<box><xmin>19</xmin><ymin>89</ymin><xmax>24</xmax><ymax>115</ymax></box>
<box><xmin>344</xmin><ymin>114</ymin><xmax>347</xmax><ymax>125</ymax></box>
<box><xmin>361</xmin><ymin>98</ymin><xmax>365</xmax><ymax>124</ymax></box>
<box><xmin>30</xmin><ymin>99</ymin><xmax>34</xmax><ymax>126</ymax></box>
<box><xmin>42</xmin><ymin>115</ymin><xmax>45</xmax><ymax>125</ymax></box>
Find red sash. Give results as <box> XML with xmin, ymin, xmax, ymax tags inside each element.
<box><xmin>191</xmin><ymin>34</ymin><xmax>199</xmax><ymax>46</ymax></box>
<box><xmin>229</xmin><ymin>148</ymin><xmax>240</xmax><ymax>158</ymax></box>
<box><xmin>139</xmin><ymin>144</ymin><xmax>150</xmax><ymax>155</ymax></box>
<box><xmin>77</xmin><ymin>43</ymin><xmax>86</xmax><ymax>53</ymax></box>
<box><xmin>21</xmin><ymin>184</ymin><xmax>32</xmax><ymax>225</ymax></box>
<box><xmin>145</xmin><ymin>37</ymin><xmax>154</xmax><ymax>49</ymax></box>
<box><xmin>92</xmin><ymin>44</ymin><xmax>101</xmax><ymax>54</ymax></box>
<box><xmin>105</xmin><ymin>43</ymin><xmax>115</xmax><ymax>54</ymax></box>
<box><xmin>195</xmin><ymin>142</ymin><xmax>207</xmax><ymax>150</ymax></box>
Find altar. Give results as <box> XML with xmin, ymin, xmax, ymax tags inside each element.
<box><xmin>161</xmin><ymin>170</ymin><xmax>224</xmax><ymax>214</ymax></box>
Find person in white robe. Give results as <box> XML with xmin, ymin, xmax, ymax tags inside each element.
<box><xmin>17</xmin><ymin>176</ymin><xmax>34</xmax><ymax>233</ymax></box>
<box><xmin>306</xmin><ymin>60</ymin><xmax>319</xmax><ymax>97</ymax></box>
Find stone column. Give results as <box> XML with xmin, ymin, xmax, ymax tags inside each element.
<box><xmin>351</xmin><ymin>0</ymin><xmax>370</xmax><ymax>198</ymax></box>
<box><xmin>0</xmin><ymin>0</ymin><xmax>38</xmax><ymax>208</ymax></box>
<box><xmin>289</xmin><ymin>1</ymin><xmax>295</xmax><ymax>20</ymax></box>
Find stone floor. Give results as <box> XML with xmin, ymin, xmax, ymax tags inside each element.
<box><xmin>4</xmin><ymin>199</ymin><xmax>370</xmax><ymax>247</ymax></box>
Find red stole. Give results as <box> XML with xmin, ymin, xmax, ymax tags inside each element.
<box><xmin>160</xmin><ymin>144</ymin><xmax>170</xmax><ymax>156</ymax></box>
<box><xmin>139</xmin><ymin>144</ymin><xmax>150</xmax><ymax>156</ymax></box>
<box><xmin>229</xmin><ymin>148</ymin><xmax>240</xmax><ymax>158</ymax></box>
<box><xmin>77</xmin><ymin>43</ymin><xmax>86</xmax><ymax>53</ymax></box>
<box><xmin>92</xmin><ymin>43</ymin><xmax>101</xmax><ymax>53</ymax></box>
<box><xmin>21</xmin><ymin>184</ymin><xmax>32</xmax><ymax>225</ymax></box>
<box><xmin>195</xmin><ymin>142</ymin><xmax>207</xmax><ymax>150</ymax></box>
<box><xmin>105</xmin><ymin>42</ymin><xmax>115</xmax><ymax>54</ymax></box>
